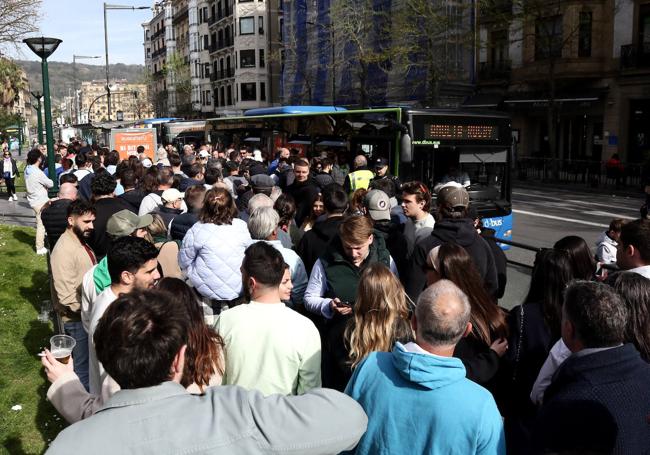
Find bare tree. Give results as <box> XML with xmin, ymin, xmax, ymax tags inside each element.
<box><xmin>329</xmin><ymin>0</ymin><xmax>393</xmax><ymax>107</ymax></box>
<box><xmin>0</xmin><ymin>0</ymin><xmax>42</xmax><ymax>51</ymax></box>
<box><xmin>164</xmin><ymin>52</ymin><xmax>192</xmax><ymax>117</ymax></box>
<box><xmin>392</xmin><ymin>0</ymin><xmax>473</xmax><ymax>106</ymax></box>
<box><xmin>272</xmin><ymin>25</ymin><xmax>316</xmax><ymax>104</ymax></box>
<box><xmin>480</xmin><ymin>0</ymin><xmax>619</xmax><ymax>172</ymax></box>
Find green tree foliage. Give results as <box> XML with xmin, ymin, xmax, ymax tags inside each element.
<box><xmin>0</xmin><ymin>58</ymin><xmax>26</xmax><ymax>109</ymax></box>
<box><xmin>164</xmin><ymin>52</ymin><xmax>192</xmax><ymax>116</ymax></box>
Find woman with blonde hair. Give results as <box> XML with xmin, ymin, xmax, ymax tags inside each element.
<box><xmin>345</xmin><ymin>263</ymin><xmax>413</xmax><ymax>369</ymax></box>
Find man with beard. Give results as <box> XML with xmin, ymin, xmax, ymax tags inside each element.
<box><xmin>215</xmin><ymin>242</ymin><xmax>321</xmax><ymax>396</ymax></box>
<box><xmin>51</xmin><ymin>199</ymin><xmax>97</xmax><ymax>390</ymax></box>
<box><xmin>87</xmin><ymin>236</ymin><xmax>160</xmax><ymax>395</ymax></box>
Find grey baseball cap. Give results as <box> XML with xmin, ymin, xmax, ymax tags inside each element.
<box><xmin>364</xmin><ymin>189</ymin><xmax>391</xmax><ymax>221</ymax></box>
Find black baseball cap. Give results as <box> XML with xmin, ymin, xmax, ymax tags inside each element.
<box><xmin>374</xmin><ymin>157</ymin><xmax>389</xmax><ymax>168</ymax></box>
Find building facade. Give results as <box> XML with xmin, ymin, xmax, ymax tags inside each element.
<box><xmin>80</xmin><ymin>80</ymin><xmax>153</xmax><ymax>123</ymax></box>
<box><xmin>143</xmin><ymin>0</ymin><xmax>281</xmax><ymax>118</ymax></box>
<box><xmin>281</xmin><ymin>0</ymin><xmax>474</xmax><ymax>107</ymax></box>
<box><xmin>476</xmin><ymin>0</ymin><xmax>650</xmax><ymax>164</ymax></box>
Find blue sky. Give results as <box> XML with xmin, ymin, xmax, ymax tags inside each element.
<box><xmin>20</xmin><ymin>0</ymin><xmax>151</xmax><ymax>65</ymax></box>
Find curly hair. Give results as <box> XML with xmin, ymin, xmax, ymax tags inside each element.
<box><xmin>345</xmin><ymin>263</ymin><xmax>413</xmax><ymax>368</ymax></box>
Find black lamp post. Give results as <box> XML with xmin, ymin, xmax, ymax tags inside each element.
<box><xmin>23</xmin><ymin>37</ymin><xmax>62</xmax><ymax>196</ymax></box>
<box><xmin>30</xmin><ymin>91</ymin><xmax>44</xmax><ymax>145</ymax></box>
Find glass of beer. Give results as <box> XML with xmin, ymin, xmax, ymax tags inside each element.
<box><xmin>50</xmin><ymin>335</ymin><xmax>76</xmax><ymax>364</ymax></box>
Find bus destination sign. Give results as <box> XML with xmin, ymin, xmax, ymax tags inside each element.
<box><xmin>425</xmin><ymin>123</ymin><xmax>499</xmax><ymax>141</ymax></box>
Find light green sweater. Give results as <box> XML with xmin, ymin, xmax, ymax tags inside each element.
<box><xmin>215</xmin><ymin>301</ymin><xmax>322</xmax><ymax>396</ymax></box>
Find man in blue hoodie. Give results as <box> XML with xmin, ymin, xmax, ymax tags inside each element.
<box><xmin>345</xmin><ymin>279</ymin><xmax>505</xmax><ymax>454</ymax></box>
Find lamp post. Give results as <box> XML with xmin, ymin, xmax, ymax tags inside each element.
<box><xmin>73</xmin><ymin>55</ymin><xmax>101</xmax><ymax>124</ymax></box>
<box><xmin>30</xmin><ymin>91</ymin><xmax>44</xmax><ymax>145</ymax></box>
<box><xmin>104</xmin><ymin>3</ymin><xmax>150</xmax><ymax>121</ymax></box>
<box><xmin>23</xmin><ymin>37</ymin><xmax>62</xmax><ymax>196</ymax></box>
<box><xmin>306</xmin><ymin>21</ymin><xmax>336</xmax><ymax>105</ymax></box>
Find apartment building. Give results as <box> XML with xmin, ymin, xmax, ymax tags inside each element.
<box><xmin>476</xmin><ymin>0</ymin><xmax>650</xmax><ymax>164</ymax></box>
<box><xmin>144</xmin><ymin>0</ymin><xmax>280</xmax><ymax>118</ymax></box>
<box><xmin>80</xmin><ymin>80</ymin><xmax>153</xmax><ymax>123</ymax></box>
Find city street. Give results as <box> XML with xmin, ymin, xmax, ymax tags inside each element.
<box><xmin>500</xmin><ymin>184</ymin><xmax>645</xmax><ymax>308</ymax></box>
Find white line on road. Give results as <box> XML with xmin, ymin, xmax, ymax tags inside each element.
<box><xmin>513</xmin><ymin>209</ymin><xmax>609</xmax><ymax>228</ymax></box>
<box><xmin>581</xmin><ymin>210</ymin><xmax>636</xmax><ymax>220</ymax></box>
<box><xmin>513</xmin><ymin>191</ymin><xmax>640</xmax><ymax>211</ymax></box>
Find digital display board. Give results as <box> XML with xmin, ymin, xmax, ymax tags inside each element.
<box><xmin>425</xmin><ymin>123</ymin><xmax>499</xmax><ymax>141</ymax></box>
<box><xmin>410</xmin><ymin>113</ymin><xmax>509</xmax><ymax>146</ymax></box>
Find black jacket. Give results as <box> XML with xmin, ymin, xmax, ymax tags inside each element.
<box><xmin>373</xmin><ymin>221</ymin><xmax>409</xmax><ymax>278</ymax></box>
<box><xmin>481</xmin><ymin>228</ymin><xmax>508</xmax><ymax>299</ymax></box>
<box><xmin>179</xmin><ymin>177</ymin><xmax>203</xmax><ymax>192</ymax></box>
<box><xmin>296</xmin><ymin>215</ymin><xmax>344</xmax><ymax>274</ymax></box>
<box><xmin>118</xmin><ymin>189</ymin><xmax>146</xmax><ymax>212</ymax></box>
<box><xmin>89</xmin><ymin>197</ymin><xmax>134</xmax><ymax>260</ymax></box>
<box><xmin>405</xmin><ymin>217</ymin><xmax>498</xmax><ymax>300</ymax></box>
<box><xmin>534</xmin><ymin>344</ymin><xmax>650</xmax><ymax>454</ymax></box>
<box><xmin>41</xmin><ymin>198</ymin><xmax>72</xmax><ymax>250</ymax></box>
<box><xmin>314</xmin><ymin>172</ymin><xmax>334</xmax><ymax>190</ymax></box>
<box><xmin>287</xmin><ymin>178</ymin><xmax>320</xmax><ymax>227</ymax></box>
<box><xmin>169</xmin><ymin>211</ymin><xmax>198</xmax><ymax>241</ymax></box>
<box><xmin>152</xmin><ymin>206</ymin><xmax>183</xmax><ymax>229</ymax></box>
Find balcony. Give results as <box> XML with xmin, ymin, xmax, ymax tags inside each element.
<box><xmin>208</xmin><ymin>38</ymin><xmax>234</xmax><ymax>54</ymax></box>
<box><xmin>479</xmin><ymin>60</ymin><xmax>511</xmax><ymax>81</ymax></box>
<box><xmin>151</xmin><ymin>27</ymin><xmax>165</xmax><ymax>40</ymax></box>
<box><xmin>211</xmin><ymin>68</ymin><xmax>235</xmax><ymax>82</ymax></box>
<box><xmin>620</xmin><ymin>43</ymin><xmax>650</xmax><ymax>70</ymax></box>
<box><xmin>151</xmin><ymin>47</ymin><xmax>166</xmax><ymax>59</ymax></box>
<box><xmin>173</xmin><ymin>5</ymin><xmax>188</xmax><ymax>25</ymax></box>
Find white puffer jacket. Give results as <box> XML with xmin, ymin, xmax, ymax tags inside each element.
<box><xmin>179</xmin><ymin>218</ymin><xmax>252</xmax><ymax>300</ymax></box>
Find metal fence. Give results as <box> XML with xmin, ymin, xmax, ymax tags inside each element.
<box><xmin>516</xmin><ymin>157</ymin><xmax>646</xmax><ymax>189</ymax></box>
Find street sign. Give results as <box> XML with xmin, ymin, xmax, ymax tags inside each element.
<box><xmin>110</xmin><ymin>128</ymin><xmax>157</xmax><ymax>160</ymax></box>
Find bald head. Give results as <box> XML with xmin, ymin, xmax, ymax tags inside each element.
<box><xmin>353</xmin><ymin>155</ymin><xmax>367</xmax><ymax>169</ymax></box>
<box><xmin>415</xmin><ymin>279</ymin><xmax>471</xmax><ymax>348</ymax></box>
<box><xmin>58</xmin><ymin>182</ymin><xmax>78</xmax><ymax>201</ymax></box>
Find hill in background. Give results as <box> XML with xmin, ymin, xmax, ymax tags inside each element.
<box><xmin>16</xmin><ymin>60</ymin><xmax>146</xmax><ymax>104</ymax></box>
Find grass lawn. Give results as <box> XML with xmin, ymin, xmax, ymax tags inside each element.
<box><xmin>0</xmin><ymin>224</ymin><xmax>67</xmax><ymax>454</ymax></box>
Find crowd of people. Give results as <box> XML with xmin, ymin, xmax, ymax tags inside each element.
<box><xmin>21</xmin><ymin>138</ymin><xmax>650</xmax><ymax>454</ymax></box>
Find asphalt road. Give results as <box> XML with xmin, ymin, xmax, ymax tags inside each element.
<box><xmin>499</xmin><ymin>184</ymin><xmax>645</xmax><ymax>309</ymax></box>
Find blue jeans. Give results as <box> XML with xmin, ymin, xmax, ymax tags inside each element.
<box><xmin>64</xmin><ymin>321</ymin><xmax>89</xmax><ymax>391</ymax></box>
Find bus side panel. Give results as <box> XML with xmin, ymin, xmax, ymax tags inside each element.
<box><xmin>482</xmin><ymin>213</ymin><xmax>513</xmax><ymax>250</ymax></box>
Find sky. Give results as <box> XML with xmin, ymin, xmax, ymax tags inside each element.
<box><xmin>19</xmin><ymin>0</ymin><xmax>152</xmax><ymax>65</ymax></box>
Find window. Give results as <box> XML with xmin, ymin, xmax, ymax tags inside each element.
<box><xmin>227</xmin><ymin>85</ymin><xmax>233</xmax><ymax>105</ymax></box>
<box><xmin>490</xmin><ymin>30</ymin><xmax>508</xmax><ymax>67</ymax></box>
<box><xmin>241</xmin><ymin>82</ymin><xmax>256</xmax><ymax>101</ymax></box>
<box><xmin>259</xmin><ymin>49</ymin><xmax>265</xmax><ymax>67</ymax></box>
<box><xmin>240</xmin><ymin>17</ymin><xmax>254</xmax><ymax>35</ymax></box>
<box><xmin>240</xmin><ymin>49</ymin><xmax>256</xmax><ymax>67</ymax></box>
<box><xmin>240</xmin><ymin>0</ymin><xmax>253</xmax><ymax>3</ymax></box>
<box><xmin>258</xmin><ymin>16</ymin><xmax>264</xmax><ymax>34</ymax></box>
<box><xmin>204</xmin><ymin>35</ymin><xmax>209</xmax><ymax>50</ymax></box>
<box><xmin>260</xmin><ymin>82</ymin><xmax>266</xmax><ymax>101</ymax></box>
<box><xmin>535</xmin><ymin>15</ymin><xmax>563</xmax><ymax>60</ymax></box>
<box><xmin>578</xmin><ymin>12</ymin><xmax>592</xmax><ymax>57</ymax></box>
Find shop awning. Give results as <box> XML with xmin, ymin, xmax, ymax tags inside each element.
<box><xmin>462</xmin><ymin>94</ymin><xmax>503</xmax><ymax>108</ymax></box>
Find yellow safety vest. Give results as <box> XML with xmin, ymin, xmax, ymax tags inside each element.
<box><xmin>348</xmin><ymin>169</ymin><xmax>375</xmax><ymax>195</ymax></box>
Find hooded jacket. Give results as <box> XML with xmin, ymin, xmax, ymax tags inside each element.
<box><xmin>595</xmin><ymin>231</ymin><xmax>617</xmax><ymax>264</ymax></box>
<box><xmin>345</xmin><ymin>342</ymin><xmax>505</xmax><ymax>455</ymax></box>
<box><xmin>405</xmin><ymin>218</ymin><xmax>498</xmax><ymax>300</ymax></box>
<box><xmin>287</xmin><ymin>178</ymin><xmax>320</xmax><ymax>227</ymax></box>
<box><xmin>296</xmin><ymin>215</ymin><xmax>344</xmax><ymax>274</ymax></box>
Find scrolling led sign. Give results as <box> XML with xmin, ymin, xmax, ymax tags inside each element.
<box><xmin>425</xmin><ymin>123</ymin><xmax>498</xmax><ymax>141</ymax></box>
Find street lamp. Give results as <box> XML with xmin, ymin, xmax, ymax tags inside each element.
<box><xmin>30</xmin><ymin>91</ymin><xmax>44</xmax><ymax>145</ymax></box>
<box><xmin>73</xmin><ymin>55</ymin><xmax>101</xmax><ymax>124</ymax></box>
<box><xmin>306</xmin><ymin>21</ymin><xmax>336</xmax><ymax>105</ymax></box>
<box><xmin>104</xmin><ymin>3</ymin><xmax>150</xmax><ymax>121</ymax></box>
<box><xmin>23</xmin><ymin>36</ymin><xmax>62</xmax><ymax>195</ymax></box>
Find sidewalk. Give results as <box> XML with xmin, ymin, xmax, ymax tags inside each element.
<box><xmin>0</xmin><ymin>191</ymin><xmax>36</xmax><ymax>227</ymax></box>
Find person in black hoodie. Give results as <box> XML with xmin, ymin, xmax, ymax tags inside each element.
<box><xmin>170</xmin><ymin>185</ymin><xmax>205</xmax><ymax>241</ymax></box>
<box><xmin>117</xmin><ymin>168</ymin><xmax>145</xmax><ymax>212</ymax></box>
<box><xmin>468</xmin><ymin>206</ymin><xmax>508</xmax><ymax>299</ymax></box>
<box><xmin>362</xmin><ymin>189</ymin><xmax>409</xmax><ymax>277</ymax></box>
<box><xmin>287</xmin><ymin>159</ymin><xmax>320</xmax><ymax>227</ymax></box>
<box><xmin>296</xmin><ymin>184</ymin><xmax>348</xmax><ymax>274</ymax></box>
<box><xmin>405</xmin><ymin>185</ymin><xmax>498</xmax><ymax>301</ymax></box>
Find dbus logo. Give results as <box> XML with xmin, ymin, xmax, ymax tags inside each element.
<box><xmin>483</xmin><ymin>218</ymin><xmax>503</xmax><ymax>228</ymax></box>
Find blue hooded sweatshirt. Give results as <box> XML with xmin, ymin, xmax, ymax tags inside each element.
<box><xmin>345</xmin><ymin>342</ymin><xmax>505</xmax><ymax>455</ymax></box>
